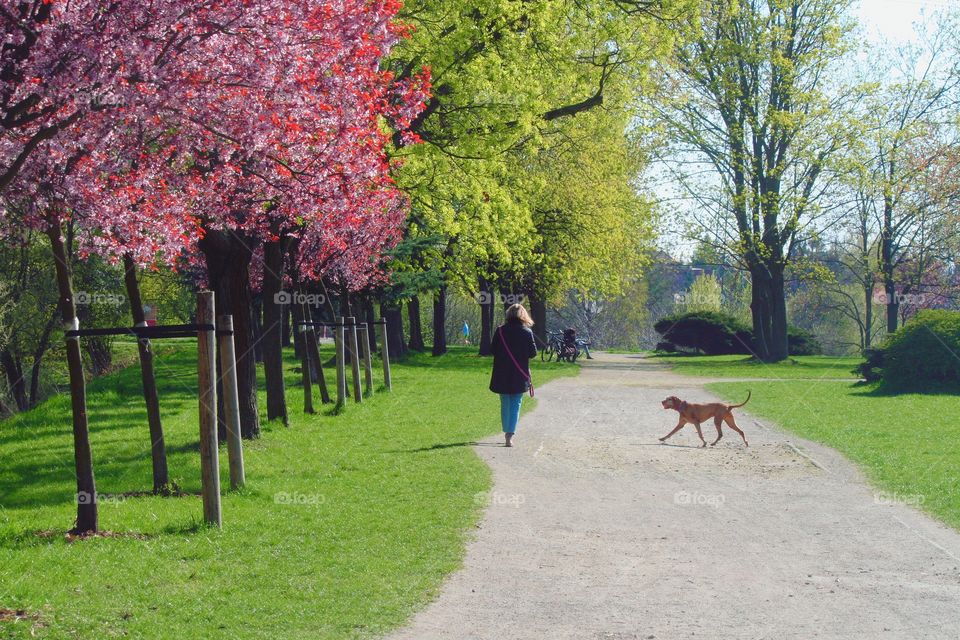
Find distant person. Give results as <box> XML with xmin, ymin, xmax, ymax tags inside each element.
<box><xmin>462</xmin><ymin>321</ymin><xmax>471</xmax><ymax>344</ymax></box>
<box><xmin>489</xmin><ymin>303</ymin><xmax>537</xmax><ymax>447</ymax></box>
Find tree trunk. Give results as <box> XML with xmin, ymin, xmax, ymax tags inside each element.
<box><xmin>363</xmin><ymin>296</ymin><xmax>378</xmax><ymax>354</ymax></box>
<box><xmin>748</xmin><ymin>264</ymin><xmax>769</xmax><ymax>360</ymax></box>
<box><xmin>884</xmin><ymin>278</ymin><xmax>899</xmax><ymax>334</ymax></box>
<box><xmin>123</xmin><ymin>254</ymin><xmax>169</xmax><ymax>493</ymax></box>
<box><xmin>251</xmin><ymin>297</ymin><xmax>264</xmax><ymax>364</ymax></box>
<box><xmin>340</xmin><ymin>284</ymin><xmax>353</xmax><ymax>318</ymax></box>
<box><xmin>303</xmin><ymin>305</ymin><xmax>331</xmax><ymax>404</ymax></box>
<box><xmin>863</xmin><ymin>282</ymin><xmax>873</xmax><ymax>351</ymax></box>
<box><xmin>768</xmin><ymin>265</ymin><xmax>789</xmax><ymax>362</ymax></box>
<box><xmin>432</xmin><ymin>286</ymin><xmax>447</xmax><ymax>356</ymax></box>
<box><xmin>84</xmin><ymin>337</ymin><xmax>112</xmax><ymax>377</ymax></box>
<box><xmin>1</xmin><ymin>350</ymin><xmax>27</xmax><ymax>412</ymax></box>
<box><xmin>881</xmin><ymin>198</ymin><xmax>899</xmax><ymax>334</ymax></box>
<box><xmin>381</xmin><ymin>302</ymin><xmax>407</xmax><ymax>359</ymax></box>
<box><xmin>407</xmin><ymin>295</ymin><xmax>425</xmax><ymax>351</ymax></box>
<box><xmin>291</xmin><ymin>292</ymin><xmax>305</xmax><ymax>361</ymax></box>
<box><xmin>749</xmin><ymin>263</ymin><xmax>788</xmax><ymax>362</ymax></box>
<box><xmin>282</xmin><ymin>303</ymin><xmax>292</xmax><ymax>348</ymax></box>
<box><xmin>199</xmin><ymin>229</ymin><xmax>261</xmax><ymax>439</ymax></box>
<box><xmin>28</xmin><ymin>312</ymin><xmax>57</xmax><ymax>408</ymax></box>
<box><xmin>46</xmin><ymin>222</ymin><xmax>98</xmax><ymax>534</ymax></box>
<box><xmin>478</xmin><ymin>276</ymin><xmax>494</xmax><ymax>356</ymax></box>
<box><xmin>262</xmin><ymin>233</ymin><xmax>289</xmax><ymax>426</ymax></box>
<box><xmin>529</xmin><ymin>294</ymin><xmax>547</xmax><ymax>347</ymax></box>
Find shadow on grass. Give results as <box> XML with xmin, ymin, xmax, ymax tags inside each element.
<box><xmin>0</xmin><ymin>436</ymin><xmax>204</xmax><ymax>509</ymax></box>
<box><xmin>0</xmin><ymin>345</ymin><xmax>208</xmax><ymax>511</ymax></box>
<box><xmin>849</xmin><ymin>381</ymin><xmax>960</xmax><ymax>398</ymax></box>
<box><xmin>392</xmin><ymin>440</ymin><xmax>504</xmax><ymax>453</ymax></box>
<box><xmin>392</xmin><ymin>349</ymin><xmax>493</xmax><ymax>372</ymax></box>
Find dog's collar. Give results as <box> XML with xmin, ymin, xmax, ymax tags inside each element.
<box><xmin>678</xmin><ymin>400</ymin><xmax>688</xmax><ymax>412</ymax></box>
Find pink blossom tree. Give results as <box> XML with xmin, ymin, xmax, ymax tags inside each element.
<box><xmin>1</xmin><ymin>0</ymin><xmax>427</xmax><ymax>533</ymax></box>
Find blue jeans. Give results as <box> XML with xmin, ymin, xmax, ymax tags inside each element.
<box><xmin>500</xmin><ymin>393</ymin><xmax>524</xmax><ymax>433</ymax></box>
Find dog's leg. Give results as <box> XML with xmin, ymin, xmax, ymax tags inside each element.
<box><xmin>724</xmin><ymin>414</ymin><xmax>748</xmax><ymax>447</ymax></box>
<box><xmin>711</xmin><ymin>417</ymin><xmax>723</xmax><ymax>446</ymax></box>
<box><xmin>692</xmin><ymin>421</ymin><xmax>707</xmax><ymax>447</ymax></box>
<box><xmin>659</xmin><ymin>419</ymin><xmax>686</xmax><ymax>443</ymax></box>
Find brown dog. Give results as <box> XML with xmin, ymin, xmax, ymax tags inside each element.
<box><xmin>659</xmin><ymin>391</ymin><xmax>751</xmax><ymax>447</ymax></box>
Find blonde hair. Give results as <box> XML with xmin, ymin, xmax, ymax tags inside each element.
<box><xmin>506</xmin><ymin>303</ymin><xmax>534</xmax><ymax>327</ymax></box>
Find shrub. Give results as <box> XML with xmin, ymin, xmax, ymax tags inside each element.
<box><xmin>653</xmin><ymin>311</ymin><xmax>753</xmax><ymax>355</ymax></box>
<box><xmin>880</xmin><ymin>310</ymin><xmax>960</xmax><ymax>390</ymax></box>
<box><xmin>655</xmin><ymin>341</ymin><xmax>678</xmax><ymax>353</ymax></box>
<box><xmin>653</xmin><ymin>311</ymin><xmax>822</xmax><ymax>357</ymax></box>
<box><xmin>788</xmin><ymin>327</ymin><xmax>821</xmax><ymax>356</ymax></box>
<box><xmin>854</xmin><ymin>348</ymin><xmax>885</xmax><ymax>382</ymax></box>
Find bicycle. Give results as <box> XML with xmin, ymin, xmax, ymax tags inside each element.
<box><xmin>540</xmin><ymin>330</ymin><xmax>564</xmax><ymax>362</ymax></box>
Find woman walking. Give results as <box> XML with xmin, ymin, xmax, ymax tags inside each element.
<box><xmin>489</xmin><ymin>303</ymin><xmax>538</xmax><ymax>447</ymax></box>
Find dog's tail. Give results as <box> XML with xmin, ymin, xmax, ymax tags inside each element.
<box><xmin>730</xmin><ymin>390</ymin><xmax>751</xmax><ymax>408</ymax></box>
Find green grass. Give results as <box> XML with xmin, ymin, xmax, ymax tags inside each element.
<box><xmin>653</xmin><ymin>353</ymin><xmax>862</xmax><ymax>379</ymax></box>
<box><xmin>0</xmin><ymin>344</ymin><xmax>576</xmax><ymax>639</ymax></box>
<box><xmin>661</xmin><ymin>354</ymin><xmax>960</xmax><ymax>530</ymax></box>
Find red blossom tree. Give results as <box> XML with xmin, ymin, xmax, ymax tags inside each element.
<box><xmin>1</xmin><ymin>0</ymin><xmax>428</xmax><ymax>533</ymax></box>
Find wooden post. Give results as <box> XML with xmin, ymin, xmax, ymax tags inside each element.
<box><xmin>358</xmin><ymin>325</ymin><xmax>374</xmax><ymax>397</ymax></box>
<box><xmin>335</xmin><ymin>317</ymin><xmax>347</xmax><ymax>410</ymax></box>
<box><xmin>299</xmin><ymin>311</ymin><xmax>315</xmax><ymax>415</ymax></box>
<box><xmin>347</xmin><ymin>317</ymin><xmax>363</xmax><ymax>403</ymax></box>
<box><xmin>377</xmin><ymin>320</ymin><xmax>392</xmax><ymax>391</ymax></box>
<box><xmin>217</xmin><ymin>315</ymin><xmax>245</xmax><ymax>490</ymax></box>
<box><xmin>197</xmin><ymin>292</ymin><xmax>222</xmax><ymax>527</ymax></box>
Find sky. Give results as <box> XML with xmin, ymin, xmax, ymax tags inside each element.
<box><xmin>656</xmin><ymin>0</ymin><xmax>958</xmax><ymax>260</ymax></box>
<box><xmin>854</xmin><ymin>0</ymin><xmax>956</xmax><ymax>43</ymax></box>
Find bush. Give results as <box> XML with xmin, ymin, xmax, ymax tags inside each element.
<box><xmin>653</xmin><ymin>311</ymin><xmax>822</xmax><ymax>357</ymax></box>
<box><xmin>653</xmin><ymin>311</ymin><xmax>753</xmax><ymax>355</ymax></box>
<box><xmin>879</xmin><ymin>310</ymin><xmax>960</xmax><ymax>390</ymax></box>
<box><xmin>788</xmin><ymin>327</ymin><xmax>821</xmax><ymax>357</ymax></box>
<box><xmin>854</xmin><ymin>348</ymin><xmax>884</xmax><ymax>382</ymax></box>
<box><xmin>655</xmin><ymin>341</ymin><xmax>678</xmax><ymax>353</ymax></box>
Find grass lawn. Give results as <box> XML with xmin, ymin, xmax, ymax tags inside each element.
<box><xmin>659</xmin><ymin>356</ymin><xmax>960</xmax><ymax>530</ymax></box>
<box><xmin>0</xmin><ymin>344</ymin><xmax>576</xmax><ymax>639</ymax></box>
<box><xmin>653</xmin><ymin>353</ymin><xmax>862</xmax><ymax>379</ymax></box>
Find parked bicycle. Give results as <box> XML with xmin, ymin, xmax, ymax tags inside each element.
<box><xmin>540</xmin><ymin>330</ymin><xmax>564</xmax><ymax>362</ymax></box>
<box><xmin>539</xmin><ymin>328</ymin><xmax>593</xmax><ymax>362</ymax></box>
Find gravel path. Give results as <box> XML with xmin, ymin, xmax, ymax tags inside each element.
<box><xmin>388</xmin><ymin>353</ymin><xmax>960</xmax><ymax>640</ymax></box>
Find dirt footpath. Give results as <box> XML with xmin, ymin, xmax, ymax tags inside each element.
<box><xmin>388</xmin><ymin>353</ymin><xmax>960</xmax><ymax>640</ymax></box>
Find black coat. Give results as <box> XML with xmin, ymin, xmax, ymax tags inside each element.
<box><xmin>489</xmin><ymin>321</ymin><xmax>538</xmax><ymax>394</ymax></box>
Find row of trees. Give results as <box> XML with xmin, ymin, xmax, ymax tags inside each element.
<box><xmin>374</xmin><ymin>0</ymin><xmax>691</xmax><ymax>352</ymax></box>
<box><xmin>1</xmin><ymin>0</ymin><xmax>430</xmax><ymax>533</ymax></box>
<box><xmin>649</xmin><ymin>0</ymin><xmax>960</xmax><ymax>361</ymax></box>
<box><xmin>1</xmin><ymin>0</ymin><xmax>691</xmax><ymax>534</ymax></box>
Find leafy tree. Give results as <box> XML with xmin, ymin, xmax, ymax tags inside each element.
<box><xmin>850</xmin><ymin>17</ymin><xmax>960</xmax><ymax>333</ymax></box>
<box><xmin>0</xmin><ymin>230</ymin><xmax>57</xmax><ymax>413</ymax></box>
<box><xmin>677</xmin><ymin>273</ymin><xmax>723</xmax><ymax>313</ymax></box>
<box><xmin>389</xmin><ymin>0</ymin><xmax>682</xmax><ymax>350</ymax></box>
<box><xmin>650</xmin><ymin>0</ymin><xmax>855</xmax><ymax>361</ymax></box>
